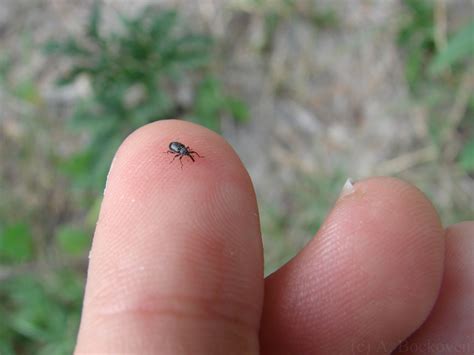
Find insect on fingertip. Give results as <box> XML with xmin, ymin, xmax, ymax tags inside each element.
<box><xmin>165</xmin><ymin>141</ymin><xmax>204</xmax><ymax>168</ymax></box>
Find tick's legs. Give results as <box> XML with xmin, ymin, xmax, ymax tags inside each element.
<box><xmin>179</xmin><ymin>155</ymin><xmax>184</xmax><ymax>168</ymax></box>
<box><xmin>170</xmin><ymin>153</ymin><xmax>180</xmax><ymax>164</ymax></box>
<box><xmin>188</xmin><ymin>154</ymin><xmax>195</xmax><ymax>162</ymax></box>
<box><xmin>188</xmin><ymin>150</ymin><xmax>203</xmax><ymax>158</ymax></box>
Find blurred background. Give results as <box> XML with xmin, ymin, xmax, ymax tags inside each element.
<box><xmin>0</xmin><ymin>0</ymin><xmax>473</xmax><ymax>353</ymax></box>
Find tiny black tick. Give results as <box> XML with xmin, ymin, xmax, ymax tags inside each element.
<box><xmin>166</xmin><ymin>141</ymin><xmax>203</xmax><ymax>168</ymax></box>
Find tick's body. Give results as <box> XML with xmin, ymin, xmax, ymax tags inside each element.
<box><xmin>167</xmin><ymin>141</ymin><xmax>203</xmax><ymax>167</ymax></box>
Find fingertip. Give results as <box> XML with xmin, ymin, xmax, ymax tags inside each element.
<box><xmin>261</xmin><ymin>176</ymin><xmax>445</xmax><ymax>354</ymax></box>
<box><xmin>394</xmin><ymin>221</ymin><xmax>474</xmax><ymax>353</ymax></box>
<box><xmin>76</xmin><ymin>120</ymin><xmax>263</xmax><ymax>353</ymax></box>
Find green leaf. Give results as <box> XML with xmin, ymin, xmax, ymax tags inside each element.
<box><xmin>0</xmin><ymin>272</ymin><xmax>82</xmax><ymax>354</ymax></box>
<box><xmin>45</xmin><ymin>2</ymin><xmax>248</xmax><ymax>192</ymax></box>
<box><xmin>43</xmin><ymin>39</ymin><xmax>90</xmax><ymax>57</ymax></box>
<box><xmin>459</xmin><ymin>139</ymin><xmax>474</xmax><ymax>171</ymax></box>
<box><xmin>87</xmin><ymin>0</ymin><xmax>102</xmax><ymax>39</ymax></box>
<box><xmin>430</xmin><ymin>20</ymin><xmax>474</xmax><ymax>75</ymax></box>
<box><xmin>193</xmin><ymin>77</ymin><xmax>223</xmax><ymax>130</ymax></box>
<box><xmin>0</xmin><ymin>55</ymin><xmax>12</xmax><ymax>82</ymax></box>
<box><xmin>86</xmin><ymin>197</ymin><xmax>103</xmax><ymax>227</ymax></box>
<box><xmin>226</xmin><ymin>97</ymin><xmax>249</xmax><ymax>122</ymax></box>
<box><xmin>405</xmin><ymin>46</ymin><xmax>424</xmax><ymax>89</ymax></box>
<box><xmin>0</xmin><ymin>223</ymin><xmax>34</xmax><ymax>263</ymax></box>
<box><xmin>0</xmin><ymin>341</ymin><xmax>15</xmax><ymax>355</ymax></box>
<box><xmin>56</xmin><ymin>67</ymin><xmax>91</xmax><ymax>86</ymax></box>
<box><xmin>149</xmin><ymin>10</ymin><xmax>177</xmax><ymax>38</ymax></box>
<box><xmin>56</xmin><ymin>226</ymin><xmax>90</xmax><ymax>256</ymax></box>
<box><xmin>13</xmin><ymin>79</ymin><xmax>40</xmax><ymax>104</ymax></box>
<box><xmin>58</xmin><ymin>150</ymin><xmax>94</xmax><ymax>179</ymax></box>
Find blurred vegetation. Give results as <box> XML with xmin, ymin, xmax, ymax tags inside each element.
<box><xmin>0</xmin><ymin>271</ymin><xmax>83</xmax><ymax>355</ymax></box>
<box><xmin>0</xmin><ymin>1</ymin><xmax>472</xmax><ymax>353</ymax></box>
<box><xmin>396</xmin><ymin>0</ymin><xmax>474</xmax><ymax>225</ymax></box>
<box><xmin>398</xmin><ymin>0</ymin><xmax>474</xmax><ymax>173</ymax></box>
<box><xmin>262</xmin><ymin>172</ymin><xmax>346</xmax><ymax>275</ymax></box>
<box><xmin>262</xmin><ymin>0</ymin><xmax>474</xmax><ymax>273</ymax></box>
<box><xmin>1</xmin><ymin>2</ymin><xmax>247</xmax><ymax>353</ymax></box>
<box><xmin>236</xmin><ymin>0</ymin><xmax>338</xmax><ymax>53</ymax></box>
<box><xmin>46</xmin><ymin>1</ymin><xmax>247</xmax><ymax>191</ymax></box>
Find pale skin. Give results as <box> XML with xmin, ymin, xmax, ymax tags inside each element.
<box><xmin>75</xmin><ymin>120</ymin><xmax>474</xmax><ymax>354</ymax></box>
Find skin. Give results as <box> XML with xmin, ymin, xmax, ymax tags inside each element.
<box><xmin>75</xmin><ymin>120</ymin><xmax>474</xmax><ymax>354</ymax></box>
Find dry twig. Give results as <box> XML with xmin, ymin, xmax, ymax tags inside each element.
<box><xmin>442</xmin><ymin>70</ymin><xmax>474</xmax><ymax>161</ymax></box>
<box><xmin>0</xmin><ymin>257</ymin><xmax>87</xmax><ymax>282</ymax></box>
<box><xmin>374</xmin><ymin>145</ymin><xmax>437</xmax><ymax>176</ymax></box>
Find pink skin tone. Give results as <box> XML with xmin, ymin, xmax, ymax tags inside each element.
<box><xmin>75</xmin><ymin>120</ymin><xmax>474</xmax><ymax>354</ymax></box>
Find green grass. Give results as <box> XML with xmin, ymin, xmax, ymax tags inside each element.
<box><xmin>0</xmin><ymin>271</ymin><xmax>83</xmax><ymax>355</ymax></box>
<box><xmin>398</xmin><ymin>0</ymin><xmax>474</xmax><ymax>172</ymax></box>
<box><xmin>262</xmin><ymin>173</ymin><xmax>347</xmax><ymax>275</ymax></box>
<box><xmin>46</xmin><ymin>1</ymin><xmax>248</xmax><ymax>192</ymax></box>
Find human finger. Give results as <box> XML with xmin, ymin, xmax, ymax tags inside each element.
<box><xmin>75</xmin><ymin>120</ymin><xmax>263</xmax><ymax>354</ymax></box>
<box><xmin>393</xmin><ymin>221</ymin><xmax>474</xmax><ymax>354</ymax></box>
<box><xmin>260</xmin><ymin>177</ymin><xmax>445</xmax><ymax>354</ymax></box>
